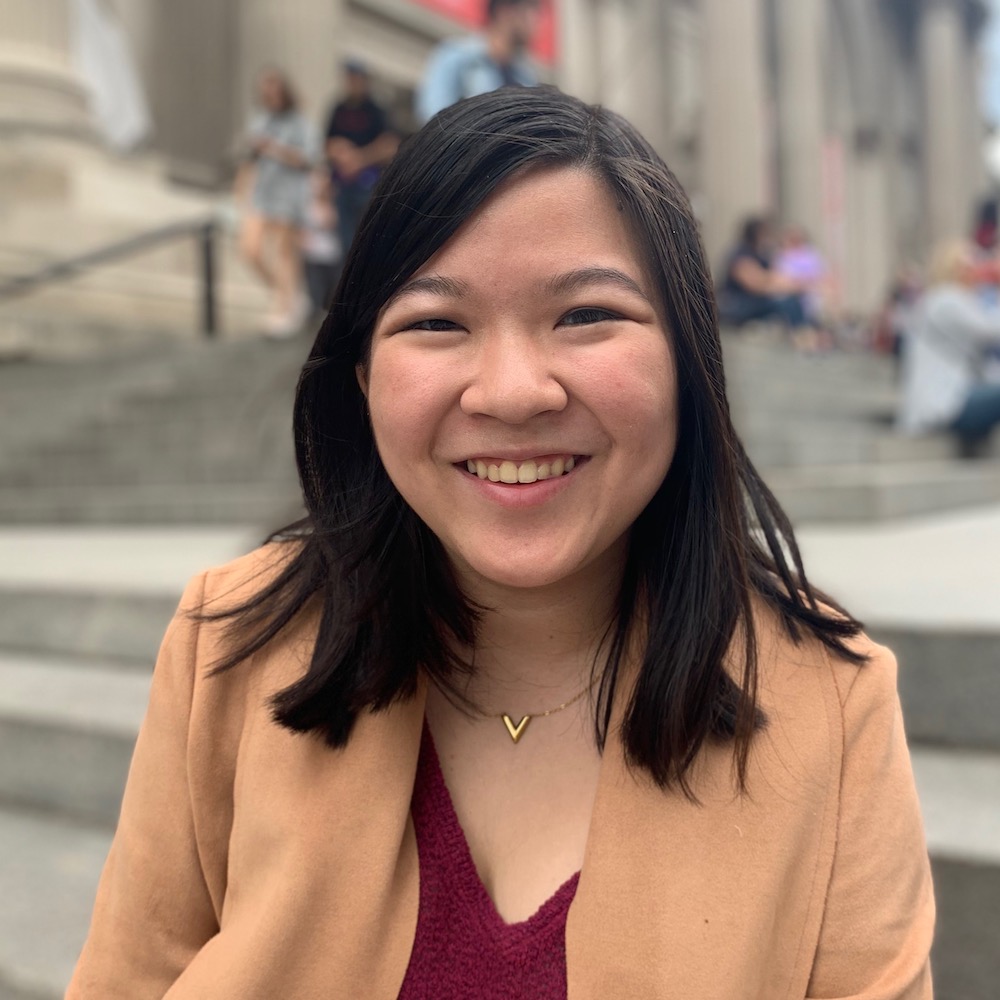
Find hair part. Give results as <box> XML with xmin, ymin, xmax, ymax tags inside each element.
<box><xmin>206</xmin><ymin>87</ymin><xmax>864</xmax><ymax>797</ymax></box>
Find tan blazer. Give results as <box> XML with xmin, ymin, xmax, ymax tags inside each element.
<box><xmin>68</xmin><ymin>546</ymin><xmax>934</xmax><ymax>999</ymax></box>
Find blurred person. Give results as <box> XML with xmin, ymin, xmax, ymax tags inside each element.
<box><xmin>325</xmin><ymin>60</ymin><xmax>399</xmax><ymax>253</ymax></box>
<box><xmin>775</xmin><ymin>225</ymin><xmax>826</xmax><ymax>326</ymax></box>
<box><xmin>301</xmin><ymin>170</ymin><xmax>342</xmax><ymax>316</ymax></box>
<box><xmin>70</xmin><ymin>88</ymin><xmax>933</xmax><ymax>999</ymax></box>
<box><xmin>871</xmin><ymin>267</ymin><xmax>922</xmax><ymax>364</ymax></box>
<box><xmin>972</xmin><ymin>197</ymin><xmax>998</xmax><ymax>253</ymax></box>
<box><xmin>237</xmin><ymin>67</ymin><xmax>318</xmax><ymax>337</ymax></box>
<box><xmin>416</xmin><ymin>0</ymin><xmax>540</xmax><ymax>124</ymax></box>
<box><xmin>717</xmin><ymin>216</ymin><xmax>822</xmax><ymax>348</ymax></box>
<box><xmin>899</xmin><ymin>239</ymin><xmax>1000</xmax><ymax>458</ymax></box>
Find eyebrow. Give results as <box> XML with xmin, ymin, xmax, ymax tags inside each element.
<box><xmin>545</xmin><ymin>266</ymin><xmax>650</xmax><ymax>301</ymax></box>
<box><xmin>386</xmin><ymin>266</ymin><xmax>651</xmax><ymax>307</ymax></box>
<box><xmin>386</xmin><ymin>274</ymin><xmax>470</xmax><ymax>306</ymax></box>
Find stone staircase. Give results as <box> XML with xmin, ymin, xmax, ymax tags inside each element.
<box><xmin>0</xmin><ymin>336</ymin><xmax>306</xmax><ymax>525</ymax></box>
<box><xmin>0</xmin><ymin>528</ymin><xmax>249</xmax><ymax>999</ymax></box>
<box><xmin>725</xmin><ymin>335</ymin><xmax>1000</xmax><ymax>521</ymax></box>
<box><xmin>0</xmin><ymin>332</ymin><xmax>998</xmax><ymax>998</ymax></box>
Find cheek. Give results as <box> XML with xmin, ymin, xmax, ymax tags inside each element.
<box><xmin>366</xmin><ymin>347</ymin><xmax>453</xmax><ymax>463</ymax></box>
<box><xmin>591</xmin><ymin>340</ymin><xmax>678</xmax><ymax>455</ymax></box>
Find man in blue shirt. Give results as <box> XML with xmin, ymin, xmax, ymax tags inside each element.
<box><xmin>417</xmin><ymin>0</ymin><xmax>540</xmax><ymax>124</ymax></box>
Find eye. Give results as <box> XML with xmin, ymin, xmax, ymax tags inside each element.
<box><xmin>403</xmin><ymin>318</ymin><xmax>463</xmax><ymax>333</ymax></box>
<box><xmin>559</xmin><ymin>307</ymin><xmax>623</xmax><ymax>326</ymax></box>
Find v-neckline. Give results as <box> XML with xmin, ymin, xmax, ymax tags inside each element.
<box><xmin>414</xmin><ymin>721</ymin><xmax>580</xmax><ymax>945</ymax></box>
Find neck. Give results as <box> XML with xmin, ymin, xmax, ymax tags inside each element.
<box><xmin>450</xmin><ymin>548</ymin><xmax>625</xmax><ymax>713</ymax></box>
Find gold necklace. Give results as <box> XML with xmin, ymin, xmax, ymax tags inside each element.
<box><xmin>497</xmin><ymin>680</ymin><xmax>595</xmax><ymax>744</ymax></box>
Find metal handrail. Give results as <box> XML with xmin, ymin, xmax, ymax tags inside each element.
<box><xmin>0</xmin><ymin>217</ymin><xmax>221</xmax><ymax>337</ymax></box>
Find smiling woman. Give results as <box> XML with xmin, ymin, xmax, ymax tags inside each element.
<box><xmin>68</xmin><ymin>89</ymin><xmax>934</xmax><ymax>999</ymax></box>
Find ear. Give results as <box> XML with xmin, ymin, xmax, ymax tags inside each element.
<box><xmin>355</xmin><ymin>363</ymin><xmax>369</xmax><ymax>399</ymax></box>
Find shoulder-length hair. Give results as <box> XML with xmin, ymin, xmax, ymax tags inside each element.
<box><xmin>257</xmin><ymin>67</ymin><xmax>299</xmax><ymax>113</ymax></box>
<box><xmin>212</xmin><ymin>87</ymin><xmax>863</xmax><ymax>794</ymax></box>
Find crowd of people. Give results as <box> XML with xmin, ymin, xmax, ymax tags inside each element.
<box><xmin>716</xmin><ymin>205</ymin><xmax>1000</xmax><ymax>458</ymax></box>
<box><xmin>236</xmin><ymin>0</ymin><xmax>541</xmax><ymax>337</ymax></box>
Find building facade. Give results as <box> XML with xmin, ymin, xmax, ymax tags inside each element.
<box><xmin>0</xmin><ymin>0</ymin><xmax>990</xmax><ymax>318</ymax></box>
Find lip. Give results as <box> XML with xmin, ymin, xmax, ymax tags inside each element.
<box><xmin>456</xmin><ymin>451</ymin><xmax>583</xmax><ymax>465</ymax></box>
<box><xmin>456</xmin><ymin>456</ymin><xmax>588</xmax><ymax>509</ymax></box>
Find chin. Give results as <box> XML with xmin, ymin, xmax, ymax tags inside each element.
<box><xmin>455</xmin><ymin>554</ymin><xmax>583</xmax><ymax>593</ymax></box>
<box><xmin>476</xmin><ymin>565</ymin><xmax>566</xmax><ymax>591</ymax></box>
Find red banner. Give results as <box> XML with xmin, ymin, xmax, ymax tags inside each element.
<box><xmin>408</xmin><ymin>0</ymin><xmax>557</xmax><ymax>64</ymax></box>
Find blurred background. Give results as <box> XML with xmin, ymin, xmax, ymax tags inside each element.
<box><xmin>0</xmin><ymin>1</ymin><xmax>998</xmax><ymax>998</ymax></box>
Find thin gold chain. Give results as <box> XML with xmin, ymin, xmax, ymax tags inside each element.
<box><xmin>494</xmin><ymin>677</ymin><xmax>595</xmax><ymax>720</ymax></box>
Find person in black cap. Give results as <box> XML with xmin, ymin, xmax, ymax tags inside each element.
<box><xmin>325</xmin><ymin>61</ymin><xmax>399</xmax><ymax>255</ymax></box>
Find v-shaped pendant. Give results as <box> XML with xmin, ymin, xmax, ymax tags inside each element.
<box><xmin>501</xmin><ymin>714</ymin><xmax>531</xmax><ymax>744</ymax></box>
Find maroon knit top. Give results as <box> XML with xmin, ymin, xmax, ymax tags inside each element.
<box><xmin>397</xmin><ymin>725</ymin><xmax>579</xmax><ymax>999</ymax></box>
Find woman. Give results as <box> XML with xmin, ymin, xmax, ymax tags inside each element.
<box><xmin>238</xmin><ymin>67</ymin><xmax>317</xmax><ymax>336</ymax></box>
<box><xmin>69</xmin><ymin>89</ymin><xmax>933</xmax><ymax>998</ymax></box>
<box><xmin>899</xmin><ymin>239</ymin><xmax>1000</xmax><ymax>457</ymax></box>
<box><xmin>717</xmin><ymin>215</ymin><xmax>822</xmax><ymax>346</ymax></box>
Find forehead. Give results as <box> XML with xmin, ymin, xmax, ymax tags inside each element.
<box><xmin>415</xmin><ymin>166</ymin><xmax>651</xmax><ymax>289</ymax></box>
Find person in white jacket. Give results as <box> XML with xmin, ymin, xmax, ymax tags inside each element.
<box><xmin>899</xmin><ymin>240</ymin><xmax>1000</xmax><ymax>456</ymax></box>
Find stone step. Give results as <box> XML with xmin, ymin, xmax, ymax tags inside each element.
<box><xmin>0</xmin><ymin>587</ymin><xmax>177</xmax><ymax>663</ymax></box>
<box><xmin>0</xmin><ymin>528</ymin><xmax>252</xmax><ymax>659</ymax></box>
<box><xmin>0</xmin><ymin>746</ymin><xmax>995</xmax><ymax>1000</ymax></box>
<box><xmin>769</xmin><ymin>460</ymin><xmax>1000</xmax><ymax>522</ymax></box>
<box><xmin>0</xmin><ymin>482</ymin><xmax>303</xmax><ymax>525</ymax></box>
<box><xmin>0</xmin><ymin>240</ymin><xmax>272</xmax><ymax>353</ymax></box>
<box><xmin>0</xmin><ymin>806</ymin><xmax>112</xmax><ymax>1000</ymax></box>
<box><xmin>741</xmin><ymin>427</ymin><xmax>996</xmax><ymax>470</ymax></box>
<box><xmin>0</xmin><ymin>451</ymin><xmax>297</xmax><ymax>490</ymax></box>
<box><xmin>0</xmin><ymin>654</ymin><xmax>150</xmax><ymax>826</ymax></box>
<box><xmin>872</xmin><ymin>627</ymin><xmax>1000</xmax><ymax>752</ymax></box>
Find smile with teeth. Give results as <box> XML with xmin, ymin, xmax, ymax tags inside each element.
<box><xmin>464</xmin><ymin>456</ymin><xmax>578</xmax><ymax>484</ymax></box>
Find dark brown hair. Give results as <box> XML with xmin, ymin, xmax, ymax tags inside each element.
<box><xmin>210</xmin><ymin>87</ymin><xmax>864</xmax><ymax>795</ymax></box>
<box><xmin>257</xmin><ymin>67</ymin><xmax>298</xmax><ymax>113</ymax></box>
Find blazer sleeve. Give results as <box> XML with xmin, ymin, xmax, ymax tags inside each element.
<box><xmin>807</xmin><ymin>644</ymin><xmax>935</xmax><ymax>999</ymax></box>
<box><xmin>66</xmin><ymin>572</ymin><xmax>220</xmax><ymax>999</ymax></box>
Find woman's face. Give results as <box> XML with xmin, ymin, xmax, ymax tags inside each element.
<box><xmin>258</xmin><ymin>73</ymin><xmax>284</xmax><ymax>111</ymax></box>
<box><xmin>364</xmin><ymin>167</ymin><xmax>678</xmax><ymax>594</ymax></box>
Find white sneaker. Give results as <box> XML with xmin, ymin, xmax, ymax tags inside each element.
<box><xmin>263</xmin><ymin>294</ymin><xmax>311</xmax><ymax>339</ymax></box>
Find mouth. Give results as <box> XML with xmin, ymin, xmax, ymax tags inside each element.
<box><xmin>458</xmin><ymin>454</ymin><xmax>586</xmax><ymax>485</ymax></box>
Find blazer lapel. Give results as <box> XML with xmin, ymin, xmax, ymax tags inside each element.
<box><xmin>566</xmin><ymin>617</ymin><xmax>839</xmax><ymax>1000</ymax></box>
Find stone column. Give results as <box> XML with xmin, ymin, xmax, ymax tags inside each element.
<box><xmin>591</xmin><ymin>0</ymin><xmax>668</xmax><ymax>153</ymax></box>
<box><xmin>237</xmin><ymin>0</ymin><xmax>347</xmax><ymax>132</ymax></box>
<box><xmin>0</xmin><ymin>0</ymin><xmax>91</xmax><ymax>134</ymax></box>
<box><xmin>663</xmin><ymin>0</ymin><xmax>703</xmax><ymax>196</ymax></box>
<box><xmin>772</xmin><ymin>0</ymin><xmax>826</xmax><ymax>241</ymax></box>
<box><xmin>142</xmin><ymin>0</ymin><xmax>240</xmax><ymax>186</ymax></box>
<box><xmin>845</xmin><ymin>139</ymin><xmax>894</xmax><ymax>315</ymax></box>
<box><xmin>559</xmin><ymin>0</ymin><xmax>600</xmax><ymax>105</ymax></box>
<box><xmin>700</xmin><ymin>0</ymin><xmax>770</xmax><ymax>267</ymax></box>
<box><xmin>595</xmin><ymin>0</ymin><xmax>632</xmax><ymax>113</ymax></box>
<box><xmin>919</xmin><ymin>0</ymin><xmax>973</xmax><ymax>243</ymax></box>
<box><xmin>956</xmin><ymin>18</ymin><xmax>988</xmax><ymax>212</ymax></box>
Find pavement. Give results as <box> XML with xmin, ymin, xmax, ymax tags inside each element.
<box><xmin>796</xmin><ymin>503</ymin><xmax>1000</xmax><ymax>630</ymax></box>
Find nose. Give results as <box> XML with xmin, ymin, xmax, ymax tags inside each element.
<box><xmin>459</xmin><ymin>331</ymin><xmax>568</xmax><ymax>424</ymax></box>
